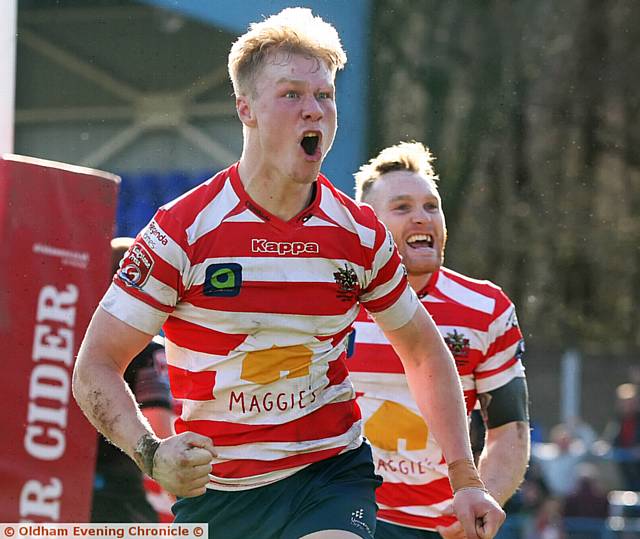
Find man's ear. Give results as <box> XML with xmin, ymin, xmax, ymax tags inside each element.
<box><xmin>236</xmin><ymin>95</ymin><xmax>257</xmax><ymax>127</ymax></box>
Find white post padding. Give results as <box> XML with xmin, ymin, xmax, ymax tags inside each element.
<box><xmin>0</xmin><ymin>0</ymin><xmax>18</xmax><ymax>154</ymax></box>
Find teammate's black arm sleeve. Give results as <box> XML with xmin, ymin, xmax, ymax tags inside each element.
<box><xmin>481</xmin><ymin>377</ymin><xmax>529</xmax><ymax>429</ymax></box>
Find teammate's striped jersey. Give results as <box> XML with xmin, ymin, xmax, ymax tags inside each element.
<box><xmin>348</xmin><ymin>267</ymin><xmax>525</xmax><ymax>530</ymax></box>
<box><xmin>100</xmin><ymin>162</ymin><xmax>419</xmax><ymax>490</ymax></box>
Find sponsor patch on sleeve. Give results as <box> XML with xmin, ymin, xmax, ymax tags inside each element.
<box><xmin>117</xmin><ymin>241</ymin><xmax>155</xmax><ymax>289</ymax></box>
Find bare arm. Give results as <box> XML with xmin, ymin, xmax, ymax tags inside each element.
<box><xmin>73</xmin><ymin>306</ymin><xmax>157</xmax><ymax>458</ymax></box>
<box><xmin>479</xmin><ymin>421</ymin><xmax>530</xmax><ymax>506</ymax></box>
<box><xmin>382</xmin><ymin>305</ymin><xmax>505</xmax><ymax>539</ymax></box>
<box><xmin>72</xmin><ymin>306</ymin><xmax>215</xmax><ymax>497</ymax></box>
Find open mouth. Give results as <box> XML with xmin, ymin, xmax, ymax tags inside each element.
<box><xmin>406</xmin><ymin>234</ymin><xmax>434</xmax><ymax>249</ymax></box>
<box><xmin>301</xmin><ymin>132</ymin><xmax>321</xmax><ymax>156</ymax></box>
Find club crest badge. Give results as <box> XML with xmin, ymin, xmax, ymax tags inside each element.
<box><xmin>444</xmin><ymin>329</ymin><xmax>470</xmax><ymax>365</ymax></box>
<box><xmin>333</xmin><ymin>264</ymin><xmax>359</xmax><ymax>301</ymax></box>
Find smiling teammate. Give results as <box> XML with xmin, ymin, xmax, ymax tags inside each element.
<box><xmin>72</xmin><ymin>10</ymin><xmax>504</xmax><ymax>539</ymax></box>
<box><xmin>350</xmin><ymin>142</ymin><xmax>530</xmax><ymax>538</ymax></box>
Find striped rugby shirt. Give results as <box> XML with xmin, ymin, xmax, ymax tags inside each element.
<box><xmin>349</xmin><ymin>267</ymin><xmax>525</xmax><ymax>530</ymax></box>
<box><xmin>100</xmin><ymin>162</ymin><xmax>419</xmax><ymax>490</ymax></box>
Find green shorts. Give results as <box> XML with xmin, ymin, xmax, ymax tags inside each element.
<box><xmin>173</xmin><ymin>442</ymin><xmax>382</xmax><ymax>539</ymax></box>
<box><xmin>375</xmin><ymin>520</ymin><xmax>440</xmax><ymax>539</ymax></box>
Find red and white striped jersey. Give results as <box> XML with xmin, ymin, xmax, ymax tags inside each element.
<box><xmin>349</xmin><ymin>267</ymin><xmax>525</xmax><ymax>530</ymax></box>
<box><xmin>100</xmin><ymin>163</ymin><xmax>419</xmax><ymax>490</ymax></box>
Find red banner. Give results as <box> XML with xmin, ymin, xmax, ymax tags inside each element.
<box><xmin>0</xmin><ymin>155</ymin><xmax>119</xmax><ymax>522</ymax></box>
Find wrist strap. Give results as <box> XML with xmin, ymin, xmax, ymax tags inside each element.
<box><xmin>134</xmin><ymin>434</ymin><xmax>161</xmax><ymax>477</ymax></box>
<box><xmin>454</xmin><ymin>486</ymin><xmax>489</xmax><ymax>494</ymax></box>
<box><xmin>447</xmin><ymin>458</ymin><xmax>486</xmax><ymax>493</ymax></box>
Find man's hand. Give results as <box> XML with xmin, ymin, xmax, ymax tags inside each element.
<box><xmin>152</xmin><ymin>432</ymin><xmax>216</xmax><ymax>497</ymax></box>
<box><xmin>436</xmin><ymin>521</ymin><xmax>467</xmax><ymax>539</ymax></box>
<box><xmin>452</xmin><ymin>488</ymin><xmax>505</xmax><ymax>539</ymax></box>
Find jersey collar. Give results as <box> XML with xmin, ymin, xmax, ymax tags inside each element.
<box><xmin>416</xmin><ymin>268</ymin><xmax>442</xmax><ymax>299</ymax></box>
<box><xmin>228</xmin><ymin>162</ymin><xmax>323</xmax><ymax>230</ymax></box>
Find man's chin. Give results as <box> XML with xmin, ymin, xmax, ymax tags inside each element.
<box><xmin>293</xmin><ymin>161</ymin><xmax>322</xmax><ymax>183</ymax></box>
<box><xmin>405</xmin><ymin>258</ymin><xmax>442</xmax><ymax>276</ymax></box>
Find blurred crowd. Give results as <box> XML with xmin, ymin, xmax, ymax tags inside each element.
<box><xmin>500</xmin><ymin>372</ymin><xmax>640</xmax><ymax>539</ymax></box>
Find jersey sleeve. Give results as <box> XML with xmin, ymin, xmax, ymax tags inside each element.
<box><xmin>100</xmin><ymin>209</ymin><xmax>189</xmax><ymax>335</ymax></box>
<box><xmin>474</xmin><ymin>292</ymin><xmax>526</xmax><ymax>394</ymax></box>
<box><xmin>358</xmin><ymin>220</ymin><xmax>419</xmax><ymax>331</ymax></box>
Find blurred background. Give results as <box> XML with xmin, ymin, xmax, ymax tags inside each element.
<box><xmin>8</xmin><ymin>0</ymin><xmax>640</xmax><ymax>536</ymax></box>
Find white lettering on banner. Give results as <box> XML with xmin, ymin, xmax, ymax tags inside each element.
<box><xmin>36</xmin><ymin>285</ymin><xmax>78</xmax><ymax>327</ymax></box>
<box><xmin>32</xmin><ymin>243</ymin><xmax>90</xmax><ymax>269</ymax></box>
<box><xmin>25</xmin><ymin>285</ymin><xmax>77</xmax><ymax>460</ymax></box>
<box><xmin>252</xmin><ymin>239</ymin><xmax>319</xmax><ymax>256</ymax></box>
<box><xmin>19</xmin><ymin>478</ymin><xmax>62</xmax><ymax>521</ymax></box>
<box><xmin>20</xmin><ymin>284</ymin><xmax>78</xmax><ymax>520</ymax></box>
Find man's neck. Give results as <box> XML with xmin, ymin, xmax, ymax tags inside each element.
<box><xmin>237</xmin><ymin>157</ymin><xmax>315</xmax><ymax>222</ymax></box>
<box><xmin>408</xmin><ymin>272</ymin><xmax>433</xmax><ymax>294</ymax></box>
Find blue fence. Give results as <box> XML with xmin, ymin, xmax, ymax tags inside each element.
<box><xmin>115</xmin><ymin>171</ymin><xmax>212</xmax><ymax>237</ymax></box>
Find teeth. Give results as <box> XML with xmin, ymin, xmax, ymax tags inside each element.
<box><xmin>407</xmin><ymin>234</ymin><xmax>433</xmax><ymax>244</ymax></box>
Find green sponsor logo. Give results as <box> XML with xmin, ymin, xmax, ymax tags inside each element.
<box><xmin>204</xmin><ymin>263</ymin><xmax>242</xmax><ymax>297</ymax></box>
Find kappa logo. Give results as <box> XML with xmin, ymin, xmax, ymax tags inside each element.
<box><xmin>251</xmin><ymin>239</ymin><xmax>319</xmax><ymax>256</ymax></box>
<box><xmin>118</xmin><ymin>242</ymin><xmax>154</xmax><ymax>288</ymax></box>
<box><xmin>204</xmin><ymin>263</ymin><xmax>243</xmax><ymax>297</ymax></box>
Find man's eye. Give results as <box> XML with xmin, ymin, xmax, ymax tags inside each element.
<box><xmin>285</xmin><ymin>91</ymin><xmax>299</xmax><ymax>98</ymax></box>
<box><xmin>394</xmin><ymin>205</ymin><xmax>410</xmax><ymax>212</ymax></box>
<box><xmin>318</xmin><ymin>91</ymin><xmax>333</xmax><ymax>99</ymax></box>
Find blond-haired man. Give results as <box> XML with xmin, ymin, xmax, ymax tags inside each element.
<box><xmin>351</xmin><ymin>142</ymin><xmax>530</xmax><ymax>538</ymax></box>
<box><xmin>73</xmin><ymin>10</ymin><xmax>504</xmax><ymax>539</ymax></box>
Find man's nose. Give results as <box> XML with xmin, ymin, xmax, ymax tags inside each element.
<box><xmin>302</xmin><ymin>96</ymin><xmax>323</xmax><ymax>121</ymax></box>
<box><xmin>411</xmin><ymin>208</ymin><xmax>431</xmax><ymax>223</ymax></box>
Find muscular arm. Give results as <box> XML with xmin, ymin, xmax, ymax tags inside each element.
<box><xmin>479</xmin><ymin>421</ymin><xmax>530</xmax><ymax>505</ymax></box>
<box><xmin>72</xmin><ymin>306</ymin><xmax>214</xmax><ymax>497</ymax></box>
<box><xmin>73</xmin><ymin>307</ymin><xmax>157</xmax><ymax>461</ymax></box>
<box><xmin>477</xmin><ymin>377</ymin><xmax>530</xmax><ymax>505</ymax></box>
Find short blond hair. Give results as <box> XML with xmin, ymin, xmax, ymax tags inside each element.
<box><xmin>355</xmin><ymin>141</ymin><xmax>439</xmax><ymax>202</ymax></box>
<box><xmin>228</xmin><ymin>7</ymin><xmax>347</xmax><ymax>96</ymax></box>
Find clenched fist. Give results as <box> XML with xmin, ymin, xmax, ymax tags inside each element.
<box><xmin>152</xmin><ymin>432</ymin><xmax>216</xmax><ymax>498</ymax></box>
<box><xmin>452</xmin><ymin>488</ymin><xmax>505</xmax><ymax>539</ymax></box>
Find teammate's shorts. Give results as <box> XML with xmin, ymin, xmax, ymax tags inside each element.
<box><xmin>375</xmin><ymin>520</ymin><xmax>441</xmax><ymax>539</ymax></box>
<box><xmin>173</xmin><ymin>442</ymin><xmax>382</xmax><ymax>539</ymax></box>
